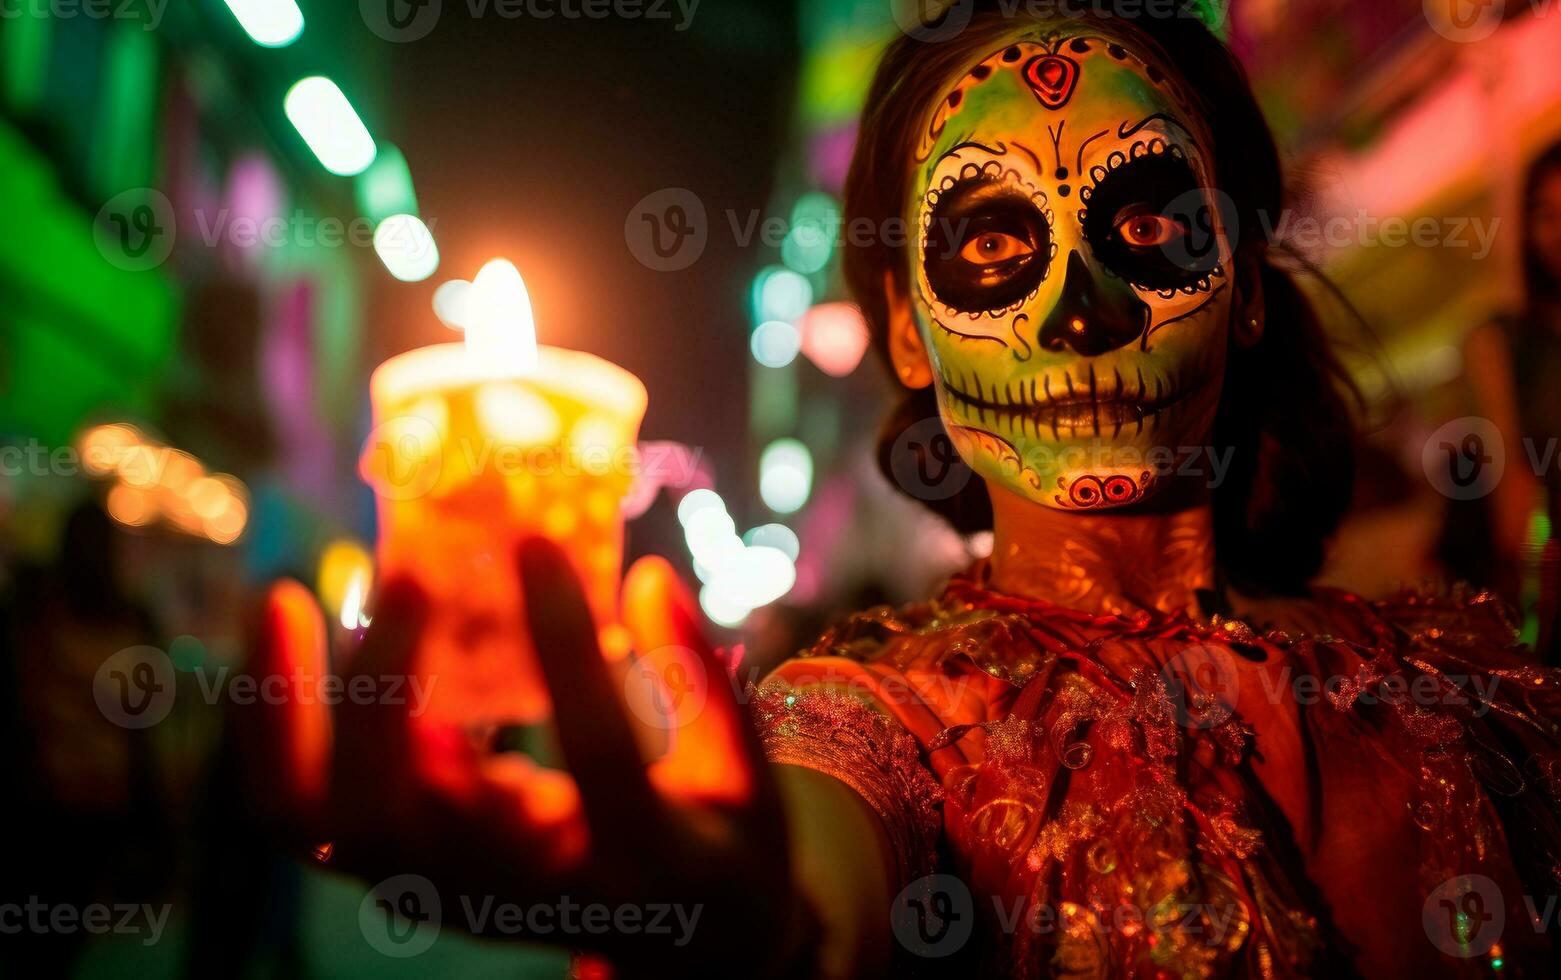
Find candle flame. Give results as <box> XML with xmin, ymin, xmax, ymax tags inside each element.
<box><xmin>340</xmin><ymin>572</ymin><xmax>366</xmax><ymax>630</ymax></box>
<box><xmin>467</xmin><ymin>258</ymin><xmax>539</xmax><ymax>375</ymax></box>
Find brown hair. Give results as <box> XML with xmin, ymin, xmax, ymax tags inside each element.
<box><xmin>846</xmin><ymin>1</ymin><xmax>1360</xmax><ymax>597</ymax></box>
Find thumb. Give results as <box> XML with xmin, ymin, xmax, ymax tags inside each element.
<box><xmin>236</xmin><ymin>579</ymin><xmax>331</xmax><ymax>839</ymax></box>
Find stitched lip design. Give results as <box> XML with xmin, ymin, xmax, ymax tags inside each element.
<box><xmin>940</xmin><ymin>366</ymin><xmax>1192</xmax><ymax>438</ymax></box>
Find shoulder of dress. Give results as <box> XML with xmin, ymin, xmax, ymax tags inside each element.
<box><xmin>1311</xmin><ymin>583</ymin><xmax>1524</xmax><ymax>653</ymax></box>
<box><xmin>789</xmin><ymin>592</ymin><xmax>998</xmax><ymax>662</ymax></box>
<box><xmin>778</xmin><ymin>586</ymin><xmax>1079</xmax><ymax>689</ymax></box>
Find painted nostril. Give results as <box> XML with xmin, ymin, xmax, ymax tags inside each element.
<box><xmin>1036</xmin><ymin>252</ymin><xmax>1149</xmax><ymax>357</ymax></box>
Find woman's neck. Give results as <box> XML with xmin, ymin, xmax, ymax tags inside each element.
<box><xmin>985</xmin><ymin>482</ymin><xmax>1217</xmax><ymax>618</ymax></box>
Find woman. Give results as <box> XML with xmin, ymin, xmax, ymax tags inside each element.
<box><xmin>1457</xmin><ymin>139</ymin><xmax>1561</xmax><ymax>661</ymax></box>
<box><xmin>246</xmin><ymin>3</ymin><xmax>1560</xmax><ymax>976</ymax></box>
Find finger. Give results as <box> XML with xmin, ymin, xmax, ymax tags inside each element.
<box><xmin>238</xmin><ymin>579</ymin><xmax>330</xmax><ymax>834</ymax></box>
<box><xmin>519</xmin><ymin>537</ymin><xmax>662</xmax><ymax>845</ymax></box>
<box><xmin>620</xmin><ymin>556</ymin><xmax>708</xmax><ymax>758</ymax></box>
<box><xmin>621</xmin><ymin>555</ymin><xmax>711</xmax><ymax>659</ymax></box>
<box><xmin>625</xmin><ymin>564</ymin><xmax>771</xmax><ymax>809</ymax></box>
<box><xmin>331</xmin><ymin>576</ymin><xmax>461</xmax><ymax>809</ymax></box>
<box><xmin>649</xmin><ymin>641</ymin><xmax>773</xmax><ymax>810</ymax></box>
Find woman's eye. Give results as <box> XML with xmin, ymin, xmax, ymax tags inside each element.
<box><xmin>1115</xmin><ymin>212</ymin><xmax>1184</xmax><ymax>248</ymax></box>
<box><xmin>1081</xmin><ymin>152</ymin><xmax>1217</xmax><ymax>290</ymax></box>
<box><xmin>923</xmin><ymin>178</ymin><xmax>1051</xmax><ymax>313</ymax></box>
<box><xmin>959</xmin><ymin>232</ymin><xmax>1032</xmax><ymax>264</ymax></box>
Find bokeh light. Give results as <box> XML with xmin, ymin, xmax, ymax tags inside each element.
<box><xmin>750</xmin><ymin>319</ymin><xmax>801</xmax><ymax>368</ymax></box>
<box><xmin>759</xmin><ymin>438</ymin><xmax>813</xmax><ymax>514</ymax></box>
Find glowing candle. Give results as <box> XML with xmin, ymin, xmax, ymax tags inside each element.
<box><xmin>361</xmin><ymin>260</ymin><xmax>647</xmax><ymax>723</ymax></box>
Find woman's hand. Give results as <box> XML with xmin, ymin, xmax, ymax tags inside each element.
<box><xmin>236</xmin><ymin>538</ymin><xmax>804</xmax><ymax>976</ymax></box>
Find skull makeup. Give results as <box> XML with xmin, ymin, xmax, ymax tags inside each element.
<box><xmin>893</xmin><ymin>31</ymin><xmax>1236</xmax><ymax>510</ymax></box>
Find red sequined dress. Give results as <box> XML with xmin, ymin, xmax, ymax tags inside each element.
<box><xmin>752</xmin><ymin>570</ymin><xmax>1561</xmax><ymax>977</ymax></box>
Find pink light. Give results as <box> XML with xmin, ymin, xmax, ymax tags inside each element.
<box><xmin>798</xmin><ymin>302</ymin><xmax>870</xmax><ymax>378</ymax></box>
<box><xmin>222</xmin><ymin>154</ymin><xmax>284</xmax><ymax>267</ymax></box>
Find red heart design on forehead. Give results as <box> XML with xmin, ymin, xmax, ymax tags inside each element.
<box><xmin>1023</xmin><ymin>55</ymin><xmax>1080</xmax><ymax>110</ymax></box>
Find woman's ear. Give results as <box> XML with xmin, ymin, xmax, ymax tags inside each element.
<box><xmin>1232</xmin><ymin>253</ymin><xmax>1266</xmax><ymax>349</ymax></box>
<box><xmin>884</xmin><ymin>270</ymin><xmax>934</xmax><ymax>388</ymax></box>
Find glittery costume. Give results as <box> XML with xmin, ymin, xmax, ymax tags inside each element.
<box><xmin>753</xmin><ymin>568</ymin><xmax>1561</xmax><ymax>977</ymax></box>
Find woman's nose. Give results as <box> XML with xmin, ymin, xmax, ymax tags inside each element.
<box><xmin>1037</xmin><ymin>251</ymin><xmax>1149</xmax><ymax>357</ymax></box>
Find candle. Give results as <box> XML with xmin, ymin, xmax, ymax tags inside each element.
<box><xmin>360</xmin><ymin>260</ymin><xmax>647</xmax><ymax>724</ymax></box>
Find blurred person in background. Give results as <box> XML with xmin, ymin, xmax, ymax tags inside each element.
<box><xmin>1</xmin><ymin>502</ymin><xmax>169</xmax><ymax>976</ymax></box>
<box><xmin>1458</xmin><ymin>139</ymin><xmax>1561</xmax><ymax>664</ymax></box>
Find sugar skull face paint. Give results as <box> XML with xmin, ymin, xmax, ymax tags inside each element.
<box><xmin>901</xmin><ymin>32</ymin><xmax>1234</xmax><ymax>510</ymax></box>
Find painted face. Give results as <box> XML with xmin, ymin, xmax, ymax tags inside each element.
<box><xmin>903</xmin><ymin>32</ymin><xmax>1234</xmax><ymax>510</ymax></box>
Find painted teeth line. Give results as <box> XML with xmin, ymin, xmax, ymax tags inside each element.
<box><xmin>938</xmin><ymin>367</ymin><xmax>1179</xmax><ymax>407</ymax></box>
<box><xmin>938</xmin><ymin>367</ymin><xmax>1182</xmax><ymax>439</ymax></box>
